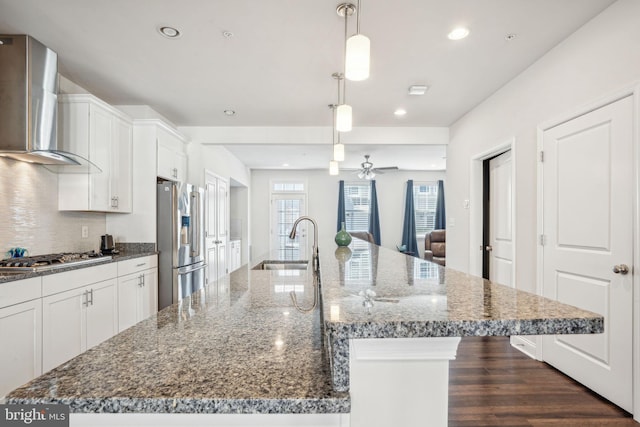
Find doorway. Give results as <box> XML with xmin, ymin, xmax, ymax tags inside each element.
<box><xmin>539</xmin><ymin>95</ymin><xmax>634</xmax><ymax>412</ymax></box>
<box><xmin>270</xmin><ymin>194</ymin><xmax>307</xmax><ymax>260</ymax></box>
<box><xmin>205</xmin><ymin>170</ymin><xmax>228</xmax><ymax>283</ymax></box>
<box><xmin>482</xmin><ymin>150</ymin><xmax>513</xmax><ymax>286</ymax></box>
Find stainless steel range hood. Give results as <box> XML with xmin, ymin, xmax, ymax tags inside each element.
<box><xmin>0</xmin><ymin>35</ymin><xmax>99</xmax><ymax>173</ymax></box>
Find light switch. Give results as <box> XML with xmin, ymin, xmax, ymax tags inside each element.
<box><xmin>81</xmin><ymin>225</ymin><xmax>89</xmax><ymax>238</ymax></box>
<box><xmin>449</xmin><ymin>218</ymin><xmax>456</xmax><ymax>227</ymax></box>
<box><xmin>463</xmin><ymin>199</ymin><xmax>470</xmax><ymax>209</ymax></box>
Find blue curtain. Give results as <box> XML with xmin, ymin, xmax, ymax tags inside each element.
<box><xmin>368</xmin><ymin>180</ymin><xmax>381</xmax><ymax>245</ymax></box>
<box><xmin>434</xmin><ymin>180</ymin><xmax>446</xmax><ymax>230</ymax></box>
<box><xmin>337</xmin><ymin>180</ymin><xmax>346</xmax><ymax>232</ymax></box>
<box><xmin>401</xmin><ymin>180</ymin><xmax>419</xmax><ymax>256</ymax></box>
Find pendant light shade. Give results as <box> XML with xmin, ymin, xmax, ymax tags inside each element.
<box><xmin>329</xmin><ymin>160</ymin><xmax>340</xmax><ymax>175</ymax></box>
<box><xmin>345</xmin><ymin>33</ymin><xmax>370</xmax><ymax>81</ymax></box>
<box><xmin>333</xmin><ymin>142</ymin><xmax>345</xmax><ymax>162</ymax></box>
<box><xmin>336</xmin><ymin>104</ymin><xmax>352</xmax><ymax>132</ymax></box>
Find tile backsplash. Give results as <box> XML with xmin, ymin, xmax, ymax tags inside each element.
<box><xmin>0</xmin><ymin>158</ymin><xmax>106</xmax><ymax>258</ymax></box>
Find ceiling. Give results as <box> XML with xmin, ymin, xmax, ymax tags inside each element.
<box><xmin>0</xmin><ymin>0</ymin><xmax>616</xmax><ymax>170</ymax></box>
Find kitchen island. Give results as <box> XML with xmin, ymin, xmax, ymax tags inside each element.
<box><xmin>6</xmin><ymin>241</ymin><xmax>603</xmax><ymax>427</ymax></box>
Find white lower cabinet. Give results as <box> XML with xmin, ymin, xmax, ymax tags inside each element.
<box><xmin>3</xmin><ymin>256</ymin><xmax>158</xmax><ymax>392</ymax></box>
<box><xmin>0</xmin><ymin>276</ymin><xmax>42</xmax><ymax>398</ymax></box>
<box><xmin>42</xmin><ymin>263</ymin><xmax>119</xmax><ymax>373</ymax></box>
<box><xmin>229</xmin><ymin>240</ymin><xmax>242</xmax><ymax>272</ymax></box>
<box><xmin>117</xmin><ymin>256</ymin><xmax>158</xmax><ymax>332</ymax></box>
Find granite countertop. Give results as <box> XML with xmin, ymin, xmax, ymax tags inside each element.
<box><xmin>7</xmin><ymin>258</ymin><xmax>350</xmax><ymax>414</ymax></box>
<box><xmin>321</xmin><ymin>241</ymin><xmax>603</xmax><ymax>391</ymax></box>
<box><xmin>6</xmin><ymin>240</ymin><xmax>603</xmax><ymax>413</ymax></box>
<box><xmin>0</xmin><ymin>246</ymin><xmax>158</xmax><ymax>284</ymax></box>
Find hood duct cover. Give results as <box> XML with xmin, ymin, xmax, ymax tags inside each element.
<box><xmin>0</xmin><ymin>35</ymin><xmax>99</xmax><ymax>173</ymax></box>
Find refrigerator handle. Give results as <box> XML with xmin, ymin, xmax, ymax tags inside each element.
<box><xmin>191</xmin><ymin>191</ymin><xmax>201</xmax><ymax>258</ymax></box>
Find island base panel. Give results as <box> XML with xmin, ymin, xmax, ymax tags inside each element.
<box><xmin>349</xmin><ymin>337</ymin><xmax>461</xmax><ymax>427</ymax></box>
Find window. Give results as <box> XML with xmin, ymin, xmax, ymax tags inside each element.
<box><xmin>344</xmin><ymin>182</ymin><xmax>370</xmax><ymax>232</ymax></box>
<box><xmin>272</xmin><ymin>181</ymin><xmax>305</xmax><ymax>192</ymax></box>
<box><xmin>413</xmin><ymin>182</ymin><xmax>438</xmax><ymax>235</ymax></box>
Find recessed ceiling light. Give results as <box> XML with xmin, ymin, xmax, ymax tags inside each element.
<box><xmin>505</xmin><ymin>33</ymin><xmax>517</xmax><ymax>41</ymax></box>
<box><xmin>223</xmin><ymin>109</ymin><xmax>236</xmax><ymax>116</ymax></box>
<box><xmin>408</xmin><ymin>85</ymin><xmax>429</xmax><ymax>96</ymax></box>
<box><xmin>282</xmin><ymin>163</ymin><xmax>289</xmax><ymax>167</ymax></box>
<box><xmin>448</xmin><ymin>27</ymin><xmax>470</xmax><ymax>41</ymax></box>
<box><xmin>394</xmin><ymin>108</ymin><xmax>407</xmax><ymax>116</ymax></box>
<box><xmin>222</xmin><ymin>31</ymin><xmax>234</xmax><ymax>39</ymax></box>
<box><xmin>158</xmin><ymin>26</ymin><xmax>181</xmax><ymax>39</ymax></box>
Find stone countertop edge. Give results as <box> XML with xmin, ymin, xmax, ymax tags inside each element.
<box><xmin>5</xmin><ymin>397</ymin><xmax>350</xmax><ymax>415</ymax></box>
<box><xmin>0</xmin><ymin>250</ymin><xmax>158</xmax><ymax>284</ymax></box>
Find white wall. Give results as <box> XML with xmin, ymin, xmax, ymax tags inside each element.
<box><xmin>180</xmin><ymin>137</ymin><xmax>251</xmax><ymax>188</ymax></box>
<box><xmin>250</xmin><ymin>169</ymin><xmax>445</xmax><ymax>260</ymax></box>
<box><xmin>446</xmin><ymin>0</ymin><xmax>640</xmax><ymax>293</ymax></box>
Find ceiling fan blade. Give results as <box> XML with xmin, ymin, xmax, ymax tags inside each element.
<box><xmin>372</xmin><ymin>166</ymin><xmax>399</xmax><ymax>172</ymax></box>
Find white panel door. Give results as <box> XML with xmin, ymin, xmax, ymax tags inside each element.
<box><xmin>542</xmin><ymin>96</ymin><xmax>633</xmax><ymax>411</ymax></box>
<box><xmin>489</xmin><ymin>150</ymin><xmax>513</xmax><ymax>287</ymax></box>
<box><xmin>205</xmin><ymin>171</ymin><xmax>229</xmax><ymax>282</ymax></box>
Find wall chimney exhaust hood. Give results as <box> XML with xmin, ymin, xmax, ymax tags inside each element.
<box><xmin>0</xmin><ymin>35</ymin><xmax>99</xmax><ymax>173</ymax></box>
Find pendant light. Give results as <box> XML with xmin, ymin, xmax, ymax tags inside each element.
<box><xmin>329</xmin><ymin>104</ymin><xmax>341</xmax><ymax>175</ymax></box>
<box><xmin>333</xmin><ymin>72</ymin><xmax>351</xmax><ymax>132</ymax></box>
<box><xmin>329</xmin><ymin>160</ymin><xmax>340</xmax><ymax>176</ymax></box>
<box><xmin>338</xmin><ymin>1</ymin><xmax>370</xmax><ymax>81</ymax></box>
<box><xmin>334</xmin><ymin>132</ymin><xmax>345</xmax><ymax>162</ymax></box>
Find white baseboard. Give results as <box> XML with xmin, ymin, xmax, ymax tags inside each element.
<box><xmin>510</xmin><ymin>336</ymin><xmax>539</xmax><ymax>360</ymax></box>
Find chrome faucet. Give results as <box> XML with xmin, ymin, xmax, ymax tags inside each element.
<box><xmin>289</xmin><ymin>216</ymin><xmax>319</xmax><ymax>272</ymax></box>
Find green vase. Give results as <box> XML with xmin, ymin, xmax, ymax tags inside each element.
<box><xmin>335</xmin><ymin>222</ymin><xmax>352</xmax><ymax>247</ymax></box>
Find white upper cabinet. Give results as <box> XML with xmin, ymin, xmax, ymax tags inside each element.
<box><xmin>58</xmin><ymin>94</ymin><xmax>133</xmax><ymax>213</ymax></box>
<box><xmin>157</xmin><ymin>126</ymin><xmax>187</xmax><ymax>182</ymax></box>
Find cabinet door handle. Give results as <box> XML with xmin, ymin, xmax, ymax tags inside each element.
<box><xmin>172</xmin><ymin>168</ymin><xmax>178</xmax><ymax>178</ymax></box>
<box><xmin>88</xmin><ymin>288</ymin><xmax>94</xmax><ymax>306</ymax></box>
<box><xmin>111</xmin><ymin>196</ymin><xmax>119</xmax><ymax>208</ymax></box>
<box><xmin>136</xmin><ymin>263</ymin><xmax>146</xmax><ymax>267</ymax></box>
<box><xmin>138</xmin><ymin>274</ymin><xmax>143</xmax><ymax>287</ymax></box>
<box><xmin>142</xmin><ymin>274</ymin><xmax>145</xmax><ymax>287</ymax></box>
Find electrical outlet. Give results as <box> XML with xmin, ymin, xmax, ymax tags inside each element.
<box><xmin>81</xmin><ymin>225</ymin><xmax>89</xmax><ymax>238</ymax></box>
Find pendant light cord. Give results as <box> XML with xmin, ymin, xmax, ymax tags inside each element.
<box><xmin>356</xmin><ymin>0</ymin><xmax>361</xmax><ymax>35</ymax></box>
<box><xmin>343</xmin><ymin>8</ymin><xmax>348</xmax><ymax>103</ymax></box>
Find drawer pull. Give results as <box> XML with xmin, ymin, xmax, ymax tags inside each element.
<box><xmin>135</xmin><ymin>263</ymin><xmax>146</xmax><ymax>267</ymax></box>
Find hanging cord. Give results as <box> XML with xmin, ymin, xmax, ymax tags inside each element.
<box><xmin>343</xmin><ymin>6</ymin><xmax>348</xmax><ymax>103</ymax></box>
<box><xmin>356</xmin><ymin>0</ymin><xmax>361</xmax><ymax>35</ymax></box>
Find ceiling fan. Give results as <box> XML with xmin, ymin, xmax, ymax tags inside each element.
<box><xmin>355</xmin><ymin>155</ymin><xmax>398</xmax><ymax>180</ymax></box>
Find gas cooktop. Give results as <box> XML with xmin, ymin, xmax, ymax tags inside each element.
<box><xmin>0</xmin><ymin>251</ymin><xmax>112</xmax><ymax>272</ymax></box>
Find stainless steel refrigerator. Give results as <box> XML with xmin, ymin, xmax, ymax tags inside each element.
<box><xmin>157</xmin><ymin>181</ymin><xmax>206</xmax><ymax>310</ymax></box>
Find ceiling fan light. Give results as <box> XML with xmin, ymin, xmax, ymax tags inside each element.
<box><xmin>367</xmin><ymin>170</ymin><xmax>375</xmax><ymax>179</ymax></box>
<box><xmin>329</xmin><ymin>160</ymin><xmax>340</xmax><ymax>176</ymax></box>
<box><xmin>336</xmin><ymin>104</ymin><xmax>352</xmax><ymax>132</ymax></box>
<box><xmin>345</xmin><ymin>34</ymin><xmax>370</xmax><ymax>81</ymax></box>
<box><xmin>357</xmin><ymin>170</ymin><xmax>365</xmax><ymax>179</ymax></box>
<box><xmin>333</xmin><ymin>143</ymin><xmax>345</xmax><ymax>162</ymax></box>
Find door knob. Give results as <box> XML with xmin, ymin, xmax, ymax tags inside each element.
<box><xmin>485</xmin><ymin>245</ymin><xmax>493</xmax><ymax>252</ymax></box>
<box><xmin>613</xmin><ymin>264</ymin><xmax>630</xmax><ymax>275</ymax></box>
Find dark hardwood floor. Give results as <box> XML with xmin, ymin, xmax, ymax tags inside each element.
<box><xmin>449</xmin><ymin>337</ymin><xmax>637</xmax><ymax>426</ymax></box>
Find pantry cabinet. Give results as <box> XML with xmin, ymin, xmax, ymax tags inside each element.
<box><xmin>58</xmin><ymin>94</ymin><xmax>133</xmax><ymax>213</ymax></box>
<box><xmin>41</xmin><ymin>263</ymin><xmax>119</xmax><ymax>372</ymax></box>
<box><xmin>0</xmin><ymin>277</ymin><xmax>42</xmax><ymax>398</ymax></box>
<box><xmin>117</xmin><ymin>256</ymin><xmax>158</xmax><ymax>332</ymax></box>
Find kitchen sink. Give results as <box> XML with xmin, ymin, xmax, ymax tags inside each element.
<box><xmin>252</xmin><ymin>260</ymin><xmax>309</xmax><ymax>270</ymax></box>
